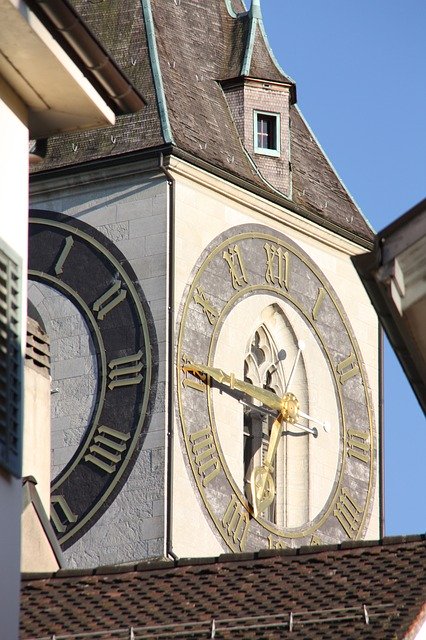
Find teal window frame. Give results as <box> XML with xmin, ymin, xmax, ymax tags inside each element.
<box><xmin>0</xmin><ymin>238</ymin><xmax>23</xmax><ymax>478</ymax></box>
<box><xmin>254</xmin><ymin>110</ymin><xmax>281</xmax><ymax>157</ymax></box>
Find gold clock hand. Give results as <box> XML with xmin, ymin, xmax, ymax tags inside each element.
<box><xmin>263</xmin><ymin>414</ymin><xmax>285</xmax><ymax>470</ymax></box>
<box><xmin>183</xmin><ymin>363</ymin><xmax>282</xmax><ymax>411</ymax></box>
<box><xmin>184</xmin><ymin>363</ymin><xmax>326</xmax><ymax>436</ymax></box>
<box><xmin>250</xmin><ymin>412</ymin><xmax>285</xmax><ymax>517</ymax></box>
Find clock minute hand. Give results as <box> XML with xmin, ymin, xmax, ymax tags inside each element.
<box><xmin>183</xmin><ymin>363</ymin><xmax>282</xmax><ymax>411</ymax></box>
<box><xmin>184</xmin><ymin>363</ymin><xmax>326</xmax><ymax>436</ymax></box>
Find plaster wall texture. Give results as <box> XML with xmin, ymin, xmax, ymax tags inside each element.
<box><xmin>29</xmin><ymin>167</ymin><xmax>169</xmax><ymax>568</ymax></box>
<box><xmin>27</xmin><ymin>154</ymin><xmax>380</xmax><ymax>566</ymax></box>
<box><xmin>171</xmin><ymin>159</ymin><xmax>380</xmax><ymax>557</ymax></box>
<box><xmin>21</xmin><ymin>504</ymin><xmax>60</xmax><ymax>573</ymax></box>
<box><xmin>23</xmin><ymin>363</ymin><xmax>51</xmax><ymax>512</ymax></box>
<box><xmin>0</xmin><ymin>98</ymin><xmax>28</xmax><ymax>640</ymax></box>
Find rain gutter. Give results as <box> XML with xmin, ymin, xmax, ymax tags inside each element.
<box><xmin>25</xmin><ymin>0</ymin><xmax>146</xmax><ymax>114</ymax></box>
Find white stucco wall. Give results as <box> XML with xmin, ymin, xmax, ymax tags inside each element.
<box><xmin>171</xmin><ymin>158</ymin><xmax>380</xmax><ymax>557</ymax></box>
<box><xmin>0</xmin><ymin>96</ymin><xmax>29</xmax><ymax>640</ymax></box>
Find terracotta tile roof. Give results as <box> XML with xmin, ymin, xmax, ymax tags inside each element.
<box><xmin>20</xmin><ymin>535</ymin><xmax>426</xmax><ymax>639</ymax></box>
<box><xmin>31</xmin><ymin>0</ymin><xmax>373</xmax><ymax>244</ymax></box>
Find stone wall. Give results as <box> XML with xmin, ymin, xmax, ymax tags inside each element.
<box><xmin>29</xmin><ymin>164</ymin><xmax>169</xmax><ymax>568</ymax></box>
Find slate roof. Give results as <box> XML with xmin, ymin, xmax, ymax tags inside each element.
<box><xmin>31</xmin><ymin>0</ymin><xmax>373</xmax><ymax>245</ymax></box>
<box><xmin>20</xmin><ymin>535</ymin><xmax>426</xmax><ymax>639</ymax></box>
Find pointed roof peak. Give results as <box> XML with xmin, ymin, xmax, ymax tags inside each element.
<box><xmin>237</xmin><ymin>2</ymin><xmax>295</xmax><ymax>96</ymax></box>
<box><xmin>249</xmin><ymin>0</ymin><xmax>262</xmax><ymax>20</ymax></box>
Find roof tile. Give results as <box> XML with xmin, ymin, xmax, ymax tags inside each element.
<box><xmin>31</xmin><ymin>0</ymin><xmax>373</xmax><ymax>244</ymax></box>
<box><xmin>21</xmin><ymin>536</ymin><xmax>426</xmax><ymax>640</ymax></box>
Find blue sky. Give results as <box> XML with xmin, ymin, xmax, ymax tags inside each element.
<box><xmin>260</xmin><ymin>0</ymin><xmax>425</xmax><ymax>535</ymax></box>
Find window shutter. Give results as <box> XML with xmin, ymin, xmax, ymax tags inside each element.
<box><xmin>0</xmin><ymin>242</ymin><xmax>22</xmax><ymax>477</ymax></box>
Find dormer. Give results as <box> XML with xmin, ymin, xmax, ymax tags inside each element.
<box><xmin>221</xmin><ymin>0</ymin><xmax>296</xmax><ymax>197</ymax></box>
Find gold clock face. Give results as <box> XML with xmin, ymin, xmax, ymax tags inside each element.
<box><xmin>177</xmin><ymin>225</ymin><xmax>375</xmax><ymax>551</ymax></box>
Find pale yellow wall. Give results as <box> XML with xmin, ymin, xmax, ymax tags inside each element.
<box><xmin>22</xmin><ymin>365</ymin><xmax>51</xmax><ymax>513</ymax></box>
<box><xmin>21</xmin><ymin>505</ymin><xmax>60</xmax><ymax>573</ymax></box>
<box><xmin>171</xmin><ymin>157</ymin><xmax>380</xmax><ymax>556</ymax></box>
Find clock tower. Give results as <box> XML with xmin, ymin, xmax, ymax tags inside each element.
<box><xmin>28</xmin><ymin>0</ymin><xmax>381</xmax><ymax>568</ymax></box>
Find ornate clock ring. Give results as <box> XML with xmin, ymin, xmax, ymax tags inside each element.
<box><xmin>280</xmin><ymin>392</ymin><xmax>300</xmax><ymax>424</ymax></box>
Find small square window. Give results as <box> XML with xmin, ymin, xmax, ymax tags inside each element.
<box><xmin>254</xmin><ymin>111</ymin><xmax>280</xmax><ymax>157</ymax></box>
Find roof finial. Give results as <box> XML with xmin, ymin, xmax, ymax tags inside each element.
<box><xmin>249</xmin><ymin>0</ymin><xmax>262</xmax><ymax>19</ymax></box>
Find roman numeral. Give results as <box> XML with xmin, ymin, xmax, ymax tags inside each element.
<box><xmin>181</xmin><ymin>355</ymin><xmax>207</xmax><ymax>393</ymax></box>
<box><xmin>312</xmin><ymin>287</ymin><xmax>326</xmax><ymax>321</ymax></box>
<box><xmin>334</xmin><ymin>488</ymin><xmax>362</xmax><ymax>539</ymax></box>
<box><xmin>221</xmin><ymin>495</ymin><xmax>250</xmax><ymax>551</ymax></box>
<box><xmin>50</xmin><ymin>495</ymin><xmax>78</xmax><ymax>534</ymax></box>
<box><xmin>347</xmin><ymin>428</ymin><xmax>370</xmax><ymax>464</ymax></box>
<box><xmin>268</xmin><ymin>535</ymin><xmax>289</xmax><ymax>550</ymax></box>
<box><xmin>54</xmin><ymin>235</ymin><xmax>74</xmax><ymax>275</ymax></box>
<box><xmin>223</xmin><ymin>245</ymin><xmax>248</xmax><ymax>289</ymax></box>
<box><xmin>92</xmin><ymin>281</ymin><xmax>127</xmax><ymax>320</ymax></box>
<box><xmin>189</xmin><ymin>426</ymin><xmax>221</xmax><ymax>486</ymax></box>
<box><xmin>336</xmin><ymin>353</ymin><xmax>360</xmax><ymax>384</ymax></box>
<box><xmin>84</xmin><ymin>425</ymin><xmax>130</xmax><ymax>473</ymax></box>
<box><xmin>264</xmin><ymin>242</ymin><xmax>289</xmax><ymax>290</ymax></box>
<box><xmin>193</xmin><ymin>286</ymin><xmax>219</xmax><ymax>325</ymax></box>
<box><xmin>108</xmin><ymin>350</ymin><xmax>143</xmax><ymax>390</ymax></box>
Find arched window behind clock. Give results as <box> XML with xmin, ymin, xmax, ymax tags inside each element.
<box><xmin>243</xmin><ymin>304</ymin><xmax>309</xmax><ymax>528</ymax></box>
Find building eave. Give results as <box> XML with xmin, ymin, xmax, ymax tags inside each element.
<box><xmin>0</xmin><ymin>0</ymin><xmax>146</xmax><ymax>139</ymax></box>
<box><xmin>29</xmin><ymin>144</ymin><xmax>375</xmax><ymax>251</ymax></box>
<box><xmin>352</xmin><ymin>199</ymin><xmax>426</xmax><ymax>413</ymax></box>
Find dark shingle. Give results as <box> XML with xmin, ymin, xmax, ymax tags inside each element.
<box><xmin>31</xmin><ymin>0</ymin><xmax>373</xmax><ymax>245</ymax></box>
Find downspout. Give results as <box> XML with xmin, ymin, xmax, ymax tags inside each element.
<box><xmin>159</xmin><ymin>152</ymin><xmax>178</xmax><ymax>561</ymax></box>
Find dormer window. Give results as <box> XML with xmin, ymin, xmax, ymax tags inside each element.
<box><xmin>254</xmin><ymin>111</ymin><xmax>280</xmax><ymax>157</ymax></box>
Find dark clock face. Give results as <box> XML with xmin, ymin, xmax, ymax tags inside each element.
<box><xmin>177</xmin><ymin>225</ymin><xmax>375</xmax><ymax>551</ymax></box>
<box><xmin>28</xmin><ymin>211</ymin><xmax>156</xmax><ymax>548</ymax></box>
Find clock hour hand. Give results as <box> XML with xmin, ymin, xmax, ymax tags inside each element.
<box><xmin>250</xmin><ymin>412</ymin><xmax>285</xmax><ymax>517</ymax></box>
<box><xmin>183</xmin><ymin>363</ymin><xmax>282</xmax><ymax>411</ymax></box>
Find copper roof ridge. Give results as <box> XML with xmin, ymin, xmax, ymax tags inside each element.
<box><xmin>21</xmin><ymin>533</ymin><xmax>426</xmax><ymax>582</ymax></box>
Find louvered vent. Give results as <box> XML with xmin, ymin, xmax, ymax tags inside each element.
<box><xmin>0</xmin><ymin>245</ymin><xmax>22</xmax><ymax>477</ymax></box>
